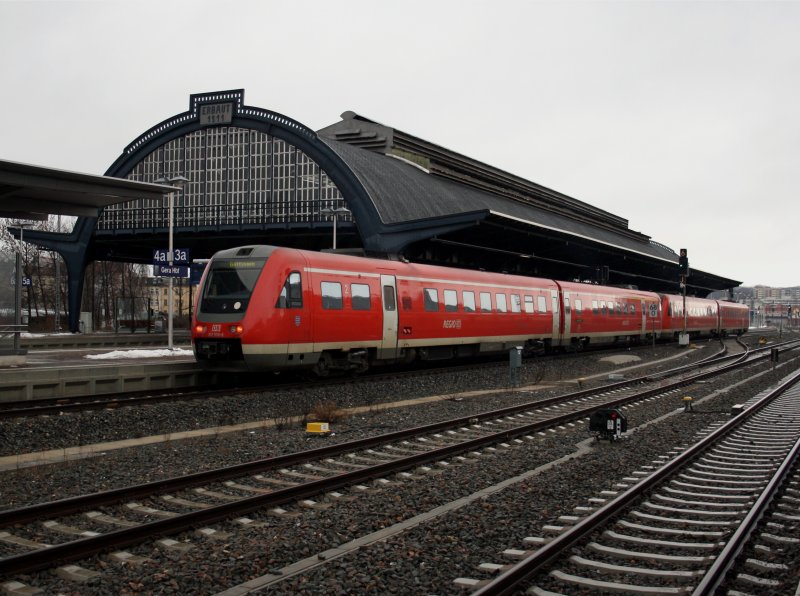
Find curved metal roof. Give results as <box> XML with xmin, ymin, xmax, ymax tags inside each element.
<box><xmin>321</xmin><ymin>138</ymin><xmax>677</xmax><ymax>264</ymax></box>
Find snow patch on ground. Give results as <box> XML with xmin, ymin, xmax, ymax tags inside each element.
<box><xmin>599</xmin><ymin>354</ymin><xmax>642</xmax><ymax>365</ymax></box>
<box><xmin>85</xmin><ymin>348</ymin><xmax>194</xmax><ymax>360</ymax></box>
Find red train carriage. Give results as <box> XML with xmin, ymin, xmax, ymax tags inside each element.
<box><xmin>192</xmin><ymin>245</ymin><xmax>747</xmax><ymax>375</ymax></box>
<box><xmin>557</xmin><ymin>282</ymin><xmax>662</xmax><ymax>349</ymax></box>
<box><xmin>193</xmin><ymin>245</ymin><xmax>565</xmax><ymax>374</ymax></box>
<box><xmin>659</xmin><ymin>294</ymin><xmax>718</xmax><ymax>339</ymax></box>
<box><xmin>716</xmin><ymin>300</ymin><xmax>749</xmax><ymax>336</ymax></box>
<box><xmin>391</xmin><ymin>261</ymin><xmax>560</xmax><ymax>364</ymax></box>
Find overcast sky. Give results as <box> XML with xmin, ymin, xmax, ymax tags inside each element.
<box><xmin>1</xmin><ymin>0</ymin><xmax>797</xmax><ymax>288</ymax></box>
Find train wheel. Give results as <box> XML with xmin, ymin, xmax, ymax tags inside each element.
<box><xmin>313</xmin><ymin>353</ymin><xmax>333</xmax><ymax>377</ymax></box>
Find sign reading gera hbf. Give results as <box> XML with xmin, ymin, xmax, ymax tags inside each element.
<box><xmin>155</xmin><ymin>265</ymin><xmax>189</xmax><ymax>278</ymax></box>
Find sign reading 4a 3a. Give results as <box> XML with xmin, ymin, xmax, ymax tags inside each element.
<box><xmin>153</xmin><ymin>248</ymin><xmax>190</xmax><ymax>266</ymax></box>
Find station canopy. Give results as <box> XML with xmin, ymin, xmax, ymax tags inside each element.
<box><xmin>0</xmin><ymin>158</ymin><xmax>178</xmax><ymax>220</ymax></box>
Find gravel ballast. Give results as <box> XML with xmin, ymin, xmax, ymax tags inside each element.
<box><xmin>2</xmin><ymin>336</ymin><xmax>799</xmax><ymax>594</ymax></box>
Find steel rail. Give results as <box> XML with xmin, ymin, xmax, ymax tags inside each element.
<box><xmin>0</xmin><ymin>340</ymin><xmax>743</xmax><ymax>526</ymax></box>
<box><xmin>0</xmin><ymin>344</ymin><xmax>789</xmax><ymax>577</ymax></box>
<box><xmin>0</xmin><ymin>338</ymin><xmax>783</xmax><ymax>531</ymax></box>
<box><xmin>691</xmin><ymin>426</ymin><xmax>800</xmax><ymax>594</ymax></box>
<box><xmin>473</xmin><ymin>368</ymin><xmax>800</xmax><ymax>595</ymax></box>
<box><xmin>0</xmin><ymin>337</ymin><xmax>757</xmax><ymax>418</ymax></box>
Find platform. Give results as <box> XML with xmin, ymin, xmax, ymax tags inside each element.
<box><xmin>0</xmin><ymin>331</ymin><xmax>210</xmax><ymax>402</ymax></box>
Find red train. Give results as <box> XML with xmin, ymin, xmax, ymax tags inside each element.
<box><xmin>191</xmin><ymin>246</ymin><xmax>750</xmax><ymax>375</ymax></box>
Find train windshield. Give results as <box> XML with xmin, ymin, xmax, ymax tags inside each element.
<box><xmin>200</xmin><ymin>258</ymin><xmax>266</xmax><ymax>314</ymax></box>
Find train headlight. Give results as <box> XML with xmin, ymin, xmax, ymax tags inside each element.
<box><xmin>194</xmin><ymin>325</ymin><xmax>206</xmax><ymax>335</ymax></box>
<box><xmin>229</xmin><ymin>325</ymin><xmax>244</xmax><ymax>334</ymax></box>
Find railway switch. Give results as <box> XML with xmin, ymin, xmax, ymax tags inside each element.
<box><xmin>589</xmin><ymin>408</ymin><xmax>627</xmax><ymax>441</ymax></box>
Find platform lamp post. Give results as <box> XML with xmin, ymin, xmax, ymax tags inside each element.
<box><xmin>320</xmin><ymin>206</ymin><xmax>350</xmax><ymax>250</ymax></box>
<box><xmin>155</xmin><ymin>175</ymin><xmax>189</xmax><ymax>350</ymax></box>
<box><xmin>10</xmin><ymin>222</ymin><xmax>34</xmax><ymax>352</ymax></box>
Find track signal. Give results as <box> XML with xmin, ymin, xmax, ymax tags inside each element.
<box><xmin>678</xmin><ymin>248</ymin><xmax>689</xmax><ymax>276</ymax></box>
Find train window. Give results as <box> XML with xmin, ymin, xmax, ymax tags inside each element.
<box><xmin>321</xmin><ymin>281</ymin><xmax>343</xmax><ymax>310</ymax></box>
<box><xmin>444</xmin><ymin>289</ymin><xmax>458</xmax><ymax>312</ymax></box>
<box><xmin>351</xmin><ymin>283</ymin><xmax>371</xmax><ymax>311</ymax></box>
<box><xmin>511</xmin><ymin>294</ymin><xmax>521</xmax><ymax>313</ymax></box>
<box><xmin>601</xmin><ymin>301</ymin><xmax>607</xmax><ymax>315</ymax></box>
<box><xmin>616</xmin><ymin>303</ymin><xmax>622</xmax><ymax>315</ymax></box>
<box><xmin>524</xmin><ymin>295</ymin><xmax>534</xmax><ymax>314</ymax></box>
<box><xmin>276</xmin><ymin>271</ymin><xmax>303</xmax><ymax>309</ymax></box>
<box><xmin>424</xmin><ymin>288</ymin><xmax>440</xmax><ymax>312</ymax></box>
<box><xmin>575</xmin><ymin>299</ymin><xmax>583</xmax><ymax>313</ymax></box>
<box><xmin>480</xmin><ymin>292</ymin><xmax>492</xmax><ymax>312</ymax></box>
<box><xmin>383</xmin><ymin>286</ymin><xmax>397</xmax><ymax>311</ymax></box>
<box><xmin>630</xmin><ymin>304</ymin><xmax>635</xmax><ymax>315</ymax></box>
<box><xmin>496</xmin><ymin>293</ymin><xmax>507</xmax><ymax>313</ymax></box>
<box><xmin>537</xmin><ymin>296</ymin><xmax>547</xmax><ymax>313</ymax></box>
<box><xmin>564</xmin><ymin>297</ymin><xmax>571</xmax><ymax>315</ymax></box>
<box><xmin>463</xmin><ymin>291</ymin><xmax>476</xmax><ymax>312</ymax></box>
<box><xmin>592</xmin><ymin>300</ymin><xmax>599</xmax><ymax>314</ymax></box>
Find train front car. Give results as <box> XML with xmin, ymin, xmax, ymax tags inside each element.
<box><xmin>192</xmin><ymin>245</ymin><xmax>276</xmax><ymax>371</ymax></box>
<box><xmin>193</xmin><ymin>246</ymin><xmax>388</xmax><ymax>375</ymax></box>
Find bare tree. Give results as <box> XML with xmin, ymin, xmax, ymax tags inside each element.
<box><xmin>0</xmin><ymin>218</ymin><xmax>150</xmax><ymax>332</ymax></box>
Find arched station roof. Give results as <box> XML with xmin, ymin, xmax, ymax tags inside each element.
<box><xmin>25</xmin><ymin>89</ymin><xmax>740</xmax><ymax>332</ymax></box>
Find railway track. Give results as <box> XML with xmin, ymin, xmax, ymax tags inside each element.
<box><xmin>0</xmin><ymin>335</ymin><xmax>766</xmax><ymax>419</ymax></box>
<box><xmin>459</xmin><ymin>368</ymin><xmax>800</xmax><ymax>595</ymax></box>
<box><xmin>0</xmin><ymin>337</ymin><xmax>795</xmax><ymax>587</ymax></box>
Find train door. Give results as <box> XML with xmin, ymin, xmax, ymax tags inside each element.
<box><xmin>551</xmin><ymin>288</ymin><xmax>563</xmax><ymax>346</ymax></box>
<box><xmin>286</xmin><ymin>269</ymin><xmax>312</xmax><ymax>353</ymax></box>
<box><xmin>378</xmin><ymin>274</ymin><xmax>398</xmax><ymax>359</ymax></box>
<box><xmin>561</xmin><ymin>291</ymin><xmax>572</xmax><ymax>340</ymax></box>
<box><xmin>640</xmin><ymin>299</ymin><xmax>647</xmax><ymax>340</ymax></box>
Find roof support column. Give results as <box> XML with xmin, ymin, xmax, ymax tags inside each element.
<box><xmin>17</xmin><ymin>217</ymin><xmax>97</xmax><ymax>333</ymax></box>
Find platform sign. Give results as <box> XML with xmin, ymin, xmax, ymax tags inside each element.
<box><xmin>11</xmin><ymin>276</ymin><xmax>32</xmax><ymax>287</ymax></box>
<box><xmin>155</xmin><ymin>265</ymin><xmax>189</xmax><ymax>278</ymax></box>
<box><xmin>153</xmin><ymin>248</ymin><xmax>190</xmax><ymax>266</ymax></box>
